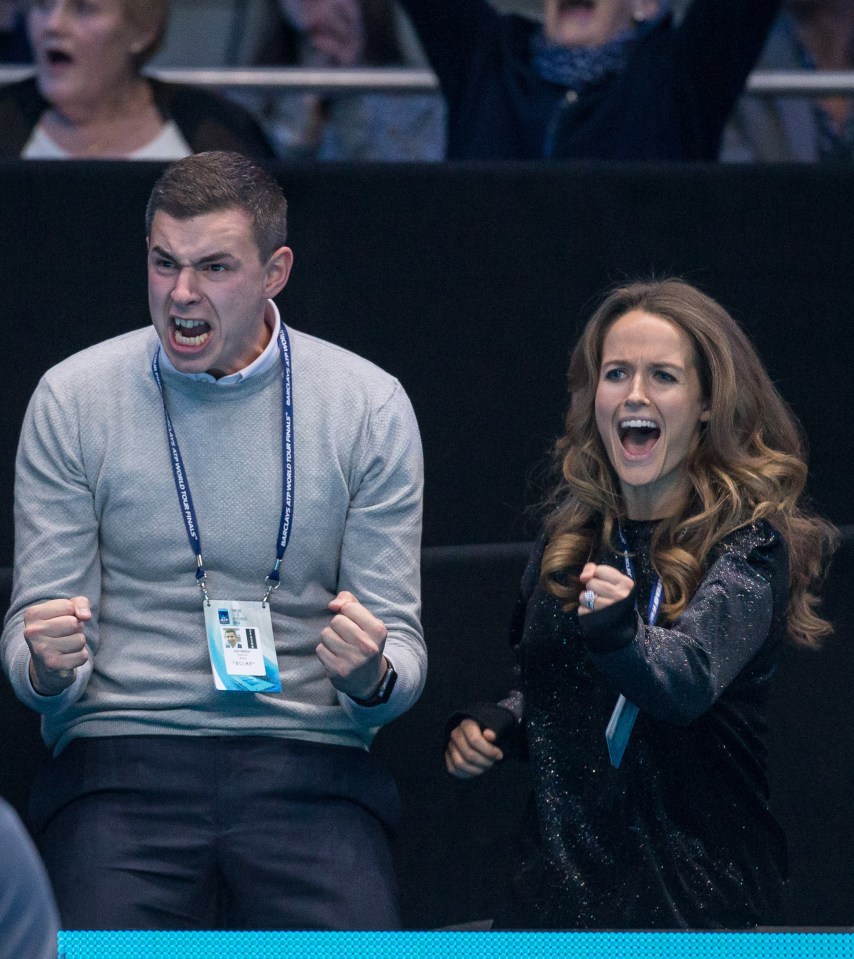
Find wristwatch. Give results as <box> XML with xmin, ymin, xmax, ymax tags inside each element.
<box><xmin>351</xmin><ymin>661</ymin><xmax>397</xmax><ymax>707</ymax></box>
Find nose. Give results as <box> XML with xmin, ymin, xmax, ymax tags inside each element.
<box><xmin>625</xmin><ymin>372</ymin><xmax>649</xmax><ymax>407</ymax></box>
<box><xmin>170</xmin><ymin>267</ymin><xmax>200</xmax><ymax>306</ymax></box>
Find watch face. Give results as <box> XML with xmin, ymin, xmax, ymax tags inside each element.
<box><xmin>378</xmin><ymin>664</ymin><xmax>397</xmax><ymax>702</ymax></box>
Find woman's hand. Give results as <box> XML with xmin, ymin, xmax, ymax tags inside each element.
<box><xmin>577</xmin><ymin>562</ymin><xmax>634</xmax><ymax>616</ymax></box>
<box><xmin>445</xmin><ymin>718</ymin><xmax>503</xmax><ymax>779</ymax></box>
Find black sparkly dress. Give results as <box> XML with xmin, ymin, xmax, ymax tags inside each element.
<box><xmin>485</xmin><ymin>519</ymin><xmax>789</xmax><ymax>930</ymax></box>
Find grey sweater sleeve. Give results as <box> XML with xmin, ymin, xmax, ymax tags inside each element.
<box><xmin>336</xmin><ymin>379</ymin><xmax>426</xmax><ymax>726</ymax></box>
<box><xmin>1</xmin><ymin>376</ymin><xmax>100</xmax><ymax>718</ymax></box>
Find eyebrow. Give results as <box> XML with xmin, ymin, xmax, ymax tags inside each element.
<box><xmin>149</xmin><ymin>245</ymin><xmax>237</xmax><ymax>267</ymax></box>
<box><xmin>602</xmin><ymin>356</ymin><xmax>684</xmax><ymax>367</ymax></box>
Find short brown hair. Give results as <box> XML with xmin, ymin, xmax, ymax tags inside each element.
<box><xmin>123</xmin><ymin>0</ymin><xmax>169</xmax><ymax>65</ymax></box>
<box><xmin>145</xmin><ymin>151</ymin><xmax>288</xmax><ymax>261</ymax></box>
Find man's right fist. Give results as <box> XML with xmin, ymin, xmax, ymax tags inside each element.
<box><xmin>23</xmin><ymin>597</ymin><xmax>91</xmax><ymax>695</ymax></box>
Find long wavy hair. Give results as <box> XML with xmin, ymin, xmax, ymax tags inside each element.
<box><xmin>541</xmin><ymin>279</ymin><xmax>837</xmax><ymax>647</ymax></box>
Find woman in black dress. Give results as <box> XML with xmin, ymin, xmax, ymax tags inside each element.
<box><xmin>446</xmin><ymin>279</ymin><xmax>837</xmax><ymax>929</ymax></box>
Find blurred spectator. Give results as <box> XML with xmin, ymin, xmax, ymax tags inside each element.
<box><xmin>0</xmin><ymin>2</ymin><xmax>31</xmax><ymax>62</ymax></box>
<box><xmin>397</xmin><ymin>0</ymin><xmax>782</xmax><ymax>160</ymax></box>
<box><xmin>0</xmin><ymin>798</ymin><xmax>60</xmax><ymax>959</ymax></box>
<box><xmin>254</xmin><ymin>0</ymin><xmax>444</xmax><ymax>160</ymax></box>
<box><xmin>721</xmin><ymin>0</ymin><xmax>854</xmax><ymax>162</ymax></box>
<box><xmin>0</xmin><ymin>0</ymin><xmax>274</xmax><ymax>159</ymax></box>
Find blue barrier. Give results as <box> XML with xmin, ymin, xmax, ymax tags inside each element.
<box><xmin>58</xmin><ymin>930</ymin><xmax>854</xmax><ymax>959</ymax></box>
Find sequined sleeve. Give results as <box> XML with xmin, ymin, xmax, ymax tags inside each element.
<box><xmin>579</xmin><ymin>522</ymin><xmax>788</xmax><ymax>726</ymax></box>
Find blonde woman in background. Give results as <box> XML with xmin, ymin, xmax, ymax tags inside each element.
<box><xmin>0</xmin><ymin>0</ymin><xmax>273</xmax><ymax>159</ymax></box>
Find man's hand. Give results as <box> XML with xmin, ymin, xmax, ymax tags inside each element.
<box><xmin>445</xmin><ymin>718</ymin><xmax>503</xmax><ymax>779</ymax></box>
<box><xmin>316</xmin><ymin>591</ymin><xmax>388</xmax><ymax>700</ymax></box>
<box><xmin>23</xmin><ymin>597</ymin><xmax>91</xmax><ymax>696</ymax></box>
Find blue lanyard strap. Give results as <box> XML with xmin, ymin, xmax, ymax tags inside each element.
<box><xmin>616</xmin><ymin>523</ymin><xmax>662</xmax><ymax>627</ymax></box>
<box><xmin>605</xmin><ymin>523</ymin><xmax>662</xmax><ymax>768</ymax></box>
<box><xmin>268</xmin><ymin>324</ymin><xmax>295</xmax><ymax>595</ymax></box>
<box><xmin>151</xmin><ymin>322</ymin><xmax>295</xmax><ymax>605</ymax></box>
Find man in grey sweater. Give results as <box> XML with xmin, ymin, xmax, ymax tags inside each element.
<box><xmin>1</xmin><ymin>151</ymin><xmax>425</xmax><ymax>930</ymax></box>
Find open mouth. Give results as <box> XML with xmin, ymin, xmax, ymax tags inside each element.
<box><xmin>172</xmin><ymin>317</ymin><xmax>211</xmax><ymax>349</ymax></box>
<box><xmin>45</xmin><ymin>49</ymin><xmax>73</xmax><ymax>66</ymax></box>
<box><xmin>557</xmin><ymin>0</ymin><xmax>595</xmax><ymax>11</ymax></box>
<box><xmin>618</xmin><ymin>418</ymin><xmax>661</xmax><ymax>456</ymax></box>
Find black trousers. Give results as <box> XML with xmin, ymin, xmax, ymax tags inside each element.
<box><xmin>29</xmin><ymin>735</ymin><xmax>401</xmax><ymax>931</ymax></box>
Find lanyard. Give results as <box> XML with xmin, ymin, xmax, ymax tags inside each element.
<box><xmin>605</xmin><ymin>523</ymin><xmax>662</xmax><ymax>768</ymax></box>
<box><xmin>616</xmin><ymin>523</ymin><xmax>663</xmax><ymax>628</ymax></box>
<box><xmin>151</xmin><ymin>322</ymin><xmax>295</xmax><ymax>606</ymax></box>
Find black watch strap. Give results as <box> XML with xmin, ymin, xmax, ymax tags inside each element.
<box><xmin>351</xmin><ymin>662</ymin><xmax>397</xmax><ymax>707</ymax></box>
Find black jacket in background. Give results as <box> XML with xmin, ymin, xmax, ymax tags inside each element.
<box><xmin>398</xmin><ymin>0</ymin><xmax>782</xmax><ymax>160</ymax></box>
<box><xmin>0</xmin><ymin>76</ymin><xmax>274</xmax><ymax>159</ymax></box>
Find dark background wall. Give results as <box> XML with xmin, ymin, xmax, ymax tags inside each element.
<box><xmin>0</xmin><ymin>161</ymin><xmax>852</xmax><ymax>928</ymax></box>
<box><xmin>1</xmin><ymin>162</ymin><xmax>853</xmax><ymax>555</ymax></box>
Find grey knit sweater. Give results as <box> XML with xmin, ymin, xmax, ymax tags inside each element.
<box><xmin>2</xmin><ymin>325</ymin><xmax>425</xmax><ymax>753</ymax></box>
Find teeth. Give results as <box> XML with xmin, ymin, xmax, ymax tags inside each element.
<box><xmin>620</xmin><ymin>419</ymin><xmax>658</xmax><ymax>430</ymax></box>
<box><xmin>174</xmin><ymin>330</ymin><xmax>210</xmax><ymax>347</ymax></box>
<box><xmin>173</xmin><ymin>318</ymin><xmax>210</xmax><ymax>347</ymax></box>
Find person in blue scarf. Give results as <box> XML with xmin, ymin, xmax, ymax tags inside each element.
<box><xmin>397</xmin><ymin>0</ymin><xmax>783</xmax><ymax>159</ymax></box>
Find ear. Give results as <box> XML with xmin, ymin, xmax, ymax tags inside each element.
<box><xmin>264</xmin><ymin>246</ymin><xmax>294</xmax><ymax>298</ymax></box>
<box><xmin>633</xmin><ymin>0</ymin><xmax>660</xmax><ymax>24</ymax></box>
<box><xmin>128</xmin><ymin>18</ymin><xmax>161</xmax><ymax>59</ymax></box>
<box><xmin>699</xmin><ymin>401</ymin><xmax>711</xmax><ymax>424</ymax></box>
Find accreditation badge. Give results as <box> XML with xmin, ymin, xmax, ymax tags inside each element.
<box><xmin>204</xmin><ymin>600</ymin><xmax>282</xmax><ymax>693</ymax></box>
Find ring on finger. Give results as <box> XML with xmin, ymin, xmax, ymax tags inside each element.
<box><xmin>582</xmin><ymin>588</ymin><xmax>596</xmax><ymax>610</ymax></box>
